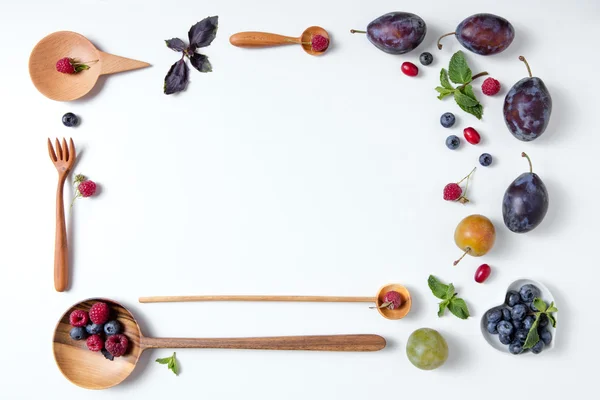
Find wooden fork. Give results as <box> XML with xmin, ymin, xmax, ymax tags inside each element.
<box><xmin>48</xmin><ymin>138</ymin><xmax>76</xmax><ymax>292</ymax></box>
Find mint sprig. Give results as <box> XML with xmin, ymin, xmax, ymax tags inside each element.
<box><xmin>435</xmin><ymin>51</ymin><xmax>488</xmax><ymax>120</ymax></box>
<box><xmin>155</xmin><ymin>352</ymin><xmax>180</xmax><ymax>375</ymax></box>
<box><xmin>523</xmin><ymin>298</ymin><xmax>558</xmax><ymax>349</ymax></box>
<box><xmin>428</xmin><ymin>275</ymin><xmax>470</xmax><ymax>319</ymax></box>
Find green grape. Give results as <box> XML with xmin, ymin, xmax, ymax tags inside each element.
<box><xmin>406</xmin><ymin>328</ymin><xmax>448</xmax><ymax>370</ymax></box>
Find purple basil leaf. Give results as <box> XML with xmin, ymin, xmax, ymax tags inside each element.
<box><xmin>189</xmin><ymin>53</ymin><xmax>212</xmax><ymax>73</ymax></box>
<box><xmin>188</xmin><ymin>16</ymin><xmax>218</xmax><ymax>50</ymax></box>
<box><xmin>165</xmin><ymin>38</ymin><xmax>187</xmax><ymax>52</ymax></box>
<box><xmin>164</xmin><ymin>59</ymin><xmax>189</xmax><ymax>95</ymax></box>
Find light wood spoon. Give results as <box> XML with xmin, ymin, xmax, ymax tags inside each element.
<box><xmin>29</xmin><ymin>31</ymin><xmax>150</xmax><ymax>101</ymax></box>
<box><xmin>230</xmin><ymin>26</ymin><xmax>330</xmax><ymax>56</ymax></box>
<box><xmin>48</xmin><ymin>138</ymin><xmax>76</xmax><ymax>292</ymax></box>
<box><xmin>54</xmin><ymin>299</ymin><xmax>386</xmax><ymax>389</ymax></box>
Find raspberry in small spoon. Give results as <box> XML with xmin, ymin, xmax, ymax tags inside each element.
<box><xmin>55</xmin><ymin>57</ymin><xmax>98</xmax><ymax>74</ymax></box>
<box><xmin>370</xmin><ymin>290</ymin><xmax>402</xmax><ymax>310</ymax></box>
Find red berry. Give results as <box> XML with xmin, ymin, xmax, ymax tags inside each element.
<box><xmin>463</xmin><ymin>127</ymin><xmax>481</xmax><ymax>144</ymax></box>
<box><xmin>56</xmin><ymin>57</ymin><xmax>75</xmax><ymax>74</ymax></box>
<box><xmin>86</xmin><ymin>334</ymin><xmax>104</xmax><ymax>352</ymax></box>
<box><xmin>481</xmin><ymin>78</ymin><xmax>501</xmax><ymax>96</ymax></box>
<box><xmin>69</xmin><ymin>309</ymin><xmax>89</xmax><ymax>327</ymax></box>
<box><xmin>311</xmin><ymin>35</ymin><xmax>329</xmax><ymax>52</ymax></box>
<box><xmin>105</xmin><ymin>334</ymin><xmax>129</xmax><ymax>357</ymax></box>
<box><xmin>443</xmin><ymin>183</ymin><xmax>462</xmax><ymax>201</ymax></box>
<box><xmin>89</xmin><ymin>302</ymin><xmax>110</xmax><ymax>324</ymax></box>
<box><xmin>78</xmin><ymin>180</ymin><xmax>97</xmax><ymax>198</ymax></box>
<box><xmin>475</xmin><ymin>264</ymin><xmax>491</xmax><ymax>283</ymax></box>
<box><xmin>401</xmin><ymin>62</ymin><xmax>418</xmax><ymax>77</ymax></box>
<box><xmin>381</xmin><ymin>291</ymin><xmax>402</xmax><ymax>310</ymax></box>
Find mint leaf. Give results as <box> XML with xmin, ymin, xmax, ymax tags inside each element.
<box><xmin>436</xmin><ymin>87</ymin><xmax>454</xmax><ymax>100</ymax></box>
<box><xmin>546</xmin><ymin>314</ymin><xmax>556</xmax><ymax>328</ymax></box>
<box><xmin>447</xmin><ymin>297</ymin><xmax>470</xmax><ymax>319</ymax></box>
<box><xmin>523</xmin><ymin>316</ymin><xmax>540</xmax><ymax>349</ymax></box>
<box><xmin>155</xmin><ymin>357</ymin><xmax>171</xmax><ymax>364</ymax></box>
<box><xmin>454</xmin><ymin>89</ymin><xmax>479</xmax><ymax>108</ymax></box>
<box><xmin>444</xmin><ymin>283</ymin><xmax>455</xmax><ymax>300</ymax></box>
<box><xmin>440</xmin><ymin>68</ymin><xmax>453</xmax><ymax>89</ymax></box>
<box><xmin>462</xmin><ymin>85</ymin><xmax>477</xmax><ymax>100</ymax></box>
<box><xmin>533</xmin><ymin>298</ymin><xmax>548</xmax><ymax>312</ymax></box>
<box><xmin>428</xmin><ymin>275</ymin><xmax>449</xmax><ymax>299</ymax></box>
<box><xmin>448</xmin><ymin>51</ymin><xmax>472</xmax><ymax>84</ymax></box>
<box><xmin>155</xmin><ymin>352</ymin><xmax>179</xmax><ymax>375</ymax></box>
<box><xmin>457</xmin><ymin>102</ymin><xmax>483</xmax><ymax>120</ymax></box>
<box><xmin>547</xmin><ymin>302</ymin><xmax>558</xmax><ymax>313</ymax></box>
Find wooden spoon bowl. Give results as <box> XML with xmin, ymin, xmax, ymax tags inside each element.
<box><xmin>374</xmin><ymin>284</ymin><xmax>412</xmax><ymax>320</ymax></box>
<box><xmin>300</xmin><ymin>26</ymin><xmax>330</xmax><ymax>56</ymax></box>
<box><xmin>29</xmin><ymin>31</ymin><xmax>150</xmax><ymax>101</ymax></box>
<box><xmin>53</xmin><ymin>298</ymin><xmax>386</xmax><ymax>389</ymax></box>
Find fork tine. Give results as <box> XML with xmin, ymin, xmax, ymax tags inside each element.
<box><xmin>68</xmin><ymin>138</ymin><xmax>76</xmax><ymax>163</ymax></box>
<box><xmin>55</xmin><ymin>138</ymin><xmax>63</xmax><ymax>160</ymax></box>
<box><xmin>62</xmin><ymin>138</ymin><xmax>69</xmax><ymax>161</ymax></box>
<box><xmin>47</xmin><ymin>138</ymin><xmax>57</xmax><ymax>162</ymax></box>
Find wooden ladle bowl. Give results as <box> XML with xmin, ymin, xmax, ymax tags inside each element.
<box><xmin>374</xmin><ymin>284</ymin><xmax>412</xmax><ymax>320</ymax></box>
<box><xmin>230</xmin><ymin>26</ymin><xmax>330</xmax><ymax>56</ymax></box>
<box><xmin>53</xmin><ymin>298</ymin><xmax>386</xmax><ymax>390</ymax></box>
<box><xmin>29</xmin><ymin>31</ymin><xmax>150</xmax><ymax>101</ymax></box>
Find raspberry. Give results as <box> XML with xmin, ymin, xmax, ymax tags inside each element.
<box><xmin>381</xmin><ymin>291</ymin><xmax>402</xmax><ymax>310</ymax></box>
<box><xmin>78</xmin><ymin>180</ymin><xmax>97</xmax><ymax>198</ymax></box>
<box><xmin>105</xmin><ymin>334</ymin><xmax>129</xmax><ymax>357</ymax></box>
<box><xmin>69</xmin><ymin>309</ymin><xmax>89</xmax><ymax>327</ymax></box>
<box><xmin>443</xmin><ymin>183</ymin><xmax>462</xmax><ymax>201</ymax></box>
<box><xmin>56</xmin><ymin>57</ymin><xmax>75</xmax><ymax>74</ymax></box>
<box><xmin>89</xmin><ymin>302</ymin><xmax>110</xmax><ymax>324</ymax></box>
<box><xmin>311</xmin><ymin>35</ymin><xmax>329</xmax><ymax>52</ymax></box>
<box><xmin>86</xmin><ymin>334</ymin><xmax>104</xmax><ymax>352</ymax></box>
<box><xmin>481</xmin><ymin>77</ymin><xmax>500</xmax><ymax>96</ymax></box>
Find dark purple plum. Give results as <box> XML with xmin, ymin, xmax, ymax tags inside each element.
<box><xmin>504</xmin><ymin>56</ymin><xmax>552</xmax><ymax>142</ymax></box>
<box><xmin>437</xmin><ymin>13</ymin><xmax>514</xmax><ymax>55</ymax></box>
<box><xmin>502</xmin><ymin>153</ymin><xmax>549</xmax><ymax>233</ymax></box>
<box><xmin>351</xmin><ymin>12</ymin><xmax>427</xmax><ymax>55</ymax></box>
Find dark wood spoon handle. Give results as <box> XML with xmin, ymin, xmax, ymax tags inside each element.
<box><xmin>230</xmin><ymin>32</ymin><xmax>299</xmax><ymax>48</ymax></box>
<box><xmin>141</xmin><ymin>334</ymin><xmax>386</xmax><ymax>352</ymax></box>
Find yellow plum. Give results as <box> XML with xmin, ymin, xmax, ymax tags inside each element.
<box><xmin>454</xmin><ymin>214</ymin><xmax>495</xmax><ymax>266</ymax></box>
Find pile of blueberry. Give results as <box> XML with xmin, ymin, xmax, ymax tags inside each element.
<box><xmin>485</xmin><ymin>284</ymin><xmax>553</xmax><ymax>355</ymax></box>
<box><xmin>68</xmin><ymin>302</ymin><xmax>129</xmax><ymax>360</ymax></box>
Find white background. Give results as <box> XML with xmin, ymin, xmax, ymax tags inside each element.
<box><xmin>1</xmin><ymin>0</ymin><xmax>598</xmax><ymax>398</ymax></box>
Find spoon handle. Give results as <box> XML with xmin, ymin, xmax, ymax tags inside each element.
<box><xmin>98</xmin><ymin>51</ymin><xmax>151</xmax><ymax>75</ymax></box>
<box><xmin>230</xmin><ymin>32</ymin><xmax>300</xmax><ymax>48</ymax></box>
<box><xmin>139</xmin><ymin>295</ymin><xmax>375</xmax><ymax>303</ymax></box>
<box><xmin>141</xmin><ymin>335</ymin><xmax>386</xmax><ymax>352</ymax></box>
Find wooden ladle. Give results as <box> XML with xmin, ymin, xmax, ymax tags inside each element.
<box><xmin>140</xmin><ymin>283</ymin><xmax>412</xmax><ymax>320</ymax></box>
<box><xmin>29</xmin><ymin>31</ymin><xmax>150</xmax><ymax>101</ymax></box>
<box><xmin>230</xmin><ymin>26</ymin><xmax>329</xmax><ymax>56</ymax></box>
<box><xmin>54</xmin><ymin>299</ymin><xmax>386</xmax><ymax>389</ymax></box>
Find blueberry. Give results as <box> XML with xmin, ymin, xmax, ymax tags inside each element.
<box><xmin>531</xmin><ymin>340</ymin><xmax>544</xmax><ymax>354</ymax></box>
<box><xmin>441</xmin><ymin>112</ymin><xmax>456</xmax><ymax>128</ymax></box>
<box><xmin>523</xmin><ymin>316</ymin><xmax>536</xmax><ymax>330</ymax></box>
<box><xmin>69</xmin><ymin>326</ymin><xmax>87</xmax><ymax>341</ymax></box>
<box><xmin>497</xmin><ymin>320</ymin><xmax>514</xmax><ymax>336</ymax></box>
<box><xmin>487</xmin><ymin>309</ymin><xmax>503</xmax><ymax>323</ymax></box>
<box><xmin>86</xmin><ymin>323</ymin><xmax>104</xmax><ymax>335</ymax></box>
<box><xmin>538</xmin><ymin>314</ymin><xmax>549</xmax><ymax>328</ymax></box>
<box><xmin>104</xmin><ymin>320</ymin><xmax>122</xmax><ymax>335</ymax></box>
<box><xmin>104</xmin><ymin>320</ymin><xmax>122</xmax><ymax>336</ymax></box>
<box><xmin>505</xmin><ymin>290</ymin><xmax>520</xmax><ymax>307</ymax></box>
<box><xmin>62</xmin><ymin>112</ymin><xmax>79</xmax><ymax>127</ymax></box>
<box><xmin>501</xmin><ymin>308</ymin><xmax>512</xmax><ymax>321</ymax></box>
<box><xmin>499</xmin><ymin>334</ymin><xmax>512</xmax><ymax>345</ymax></box>
<box><xmin>519</xmin><ymin>284</ymin><xmax>541</xmax><ymax>303</ymax></box>
<box><xmin>419</xmin><ymin>52</ymin><xmax>433</xmax><ymax>66</ymax></box>
<box><xmin>487</xmin><ymin>321</ymin><xmax>499</xmax><ymax>334</ymax></box>
<box><xmin>512</xmin><ymin>319</ymin><xmax>523</xmax><ymax>330</ymax></box>
<box><xmin>479</xmin><ymin>153</ymin><xmax>493</xmax><ymax>167</ymax></box>
<box><xmin>530</xmin><ymin>300</ymin><xmax>547</xmax><ymax>312</ymax></box>
<box><xmin>508</xmin><ymin>341</ymin><xmax>524</xmax><ymax>355</ymax></box>
<box><xmin>511</xmin><ymin>304</ymin><xmax>528</xmax><ymax>321</ymax></box>
<box><xmin>514</xmin><ymin>329</ymin><xmax>529</xmax><ymax>343</ymax></box>
<box><xmin>539</xmin><ymin>328</ymin><xmax>552</xmax><ymax>345</ymax></box>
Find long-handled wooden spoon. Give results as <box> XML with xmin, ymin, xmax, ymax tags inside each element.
<box><xmin>230</xmin><ymin>26</ymin><xmax>330</xmax><ymax>56</ymax></box>
<box><xmin>140</xmin><ymin>284</ymin><xmax>412</xmax><ymax>320</ymax></box>
<box><xmin>54</xmin><ymin>299</ymin><xmax>386</xmax><ymax>389</ymax></box>
<box><xmin>29</xmin><ymin>31</ymin><xmax>150</xmax><ymax>101</ymax></box>
<box><xmin>48</xmin><ymin>138</ymin><xmax>76</xmax><ymax>292</ymax></box>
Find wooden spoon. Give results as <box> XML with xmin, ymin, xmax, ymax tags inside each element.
<box><xmin>230</xmin><ymin>26</ymin><xmax>329</xmax><ymax>56</ymax></box>
<box><xmin>29</xmin><ymin>31</ymin><xmax>150</xmax><ymax>101</ymax></box>
<box><xmin>54</xmin><ymin>299</ymin><xmax>386</xmax><ymax>389</ymax></box>
<box><xmin>139</xmin><ymin>284</ymin><xmax>412</xmax><ymax>320</ymax></box>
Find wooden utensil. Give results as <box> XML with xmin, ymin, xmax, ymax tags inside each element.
<box><xmin>54</xmin><ymin>299</ymin><xmax>386</xmax><ymax>389</ymax></box>
<box><xmin>29</xmin><ymin>31</ymin><xmax>150</xmax><ymax>101</ymax></box>
<box><xmin>139</xmin><ymin>284</ymin><xmax>412</xmax><ymax>320</ymax></box>
<box><xmin>230</xmin><ymin>26</ymin><xmax>329</xmax><ymax>56</ymax></box>
<box><xmin>48</xmin><ymin>138</ymin><xmax>76</xmax><ymax>292</ymax></box>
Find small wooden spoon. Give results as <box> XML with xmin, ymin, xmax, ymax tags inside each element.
<box><xmin>29</xmin><ymin>31</ymin><xmax>150</xmax><ymax>101</ymax></box>
<box><xmin>139</xmin><ymin>284</ymin><xmax>412</xmax><ymax>320</ymax></box>
<box><xmin>54</xmin><ymin>299</ymin><xmax>386</xmax><ymax>389</ymax></box>
<box><xmin>230</xmin><ymin>26</ymin><xmax>329</xmax><ymax>56</ymax></box>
